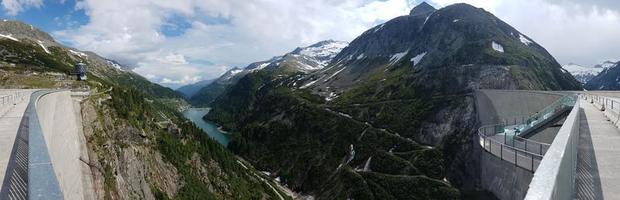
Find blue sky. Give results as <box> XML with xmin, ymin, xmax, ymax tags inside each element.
<box><xmin>1</xmin><ymin>0</ymin><xmax>619</xmax><ymax>89</ymax></box>
<box><xmin>1</xmin><ymin>0</ymin><xmax>86</xmax><ymax>38</ymax></box>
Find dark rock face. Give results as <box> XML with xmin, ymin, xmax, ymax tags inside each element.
<box><xmin>309</xmin><ymin>3</ymin><xmax>581</xmax><ymax>92</ymax></box>
<box><xmin>409</xmin><ymin>1</ymin><xmax>437</xmax><ymax>16</ymax></box>
<box><xmin>585</xmin><ymin>61</ymin><xmax>620</xmax><ymax>90</ymax></box>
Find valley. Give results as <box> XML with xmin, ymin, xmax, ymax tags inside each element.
<box><xmin>0</xmin><ymin>1</ymin><xmax>618</xmax><ymax>200</ymax></box>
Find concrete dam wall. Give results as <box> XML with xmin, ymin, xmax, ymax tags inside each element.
<box><xmin>474</xmin><ymin>90</ymin><xmax>566</xmax><ymax>200</ymax></box>
<box><xmin>36</xmin><ymin>91</ymin><xmax>93</xmax><ymax>200</ymax></box>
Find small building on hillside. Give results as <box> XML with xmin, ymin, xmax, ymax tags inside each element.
<box><xmin>74</xmin><ymin>62</ymin><xmax>87</xmax><ymax>80</ymax></box>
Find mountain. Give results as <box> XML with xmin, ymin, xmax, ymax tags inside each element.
<box><xmin>188</xmin><ymin>40</ymin><xmax>348</xmax><ymax>106</ymax></box>
<box><xmin>562</xmin><ymin>63</ymin><xmax>608</xmax><ymax>84</ymax></box>
<box><xmin>176</xmin><ymin>79</ymin><xmax>214</xmax><ymax>97</ymax></box>
<box><xmin>0</xmin><ymin>20</ymin><xmax>181</xmax><ymax>99</ymax></box>
<box><xmin>203</xmin><ymin>2</ymin><xmax>581</xmax><ymax>200</ymax></box>
<box><xmin>584</xmin><ymin>61</ymin><xmax>620</xmax><ymax>90</ymax></box>
<box><xmin>0</xmin><ymin>20</ymin><xmax>282</xmax><ymax>199</ymax></box>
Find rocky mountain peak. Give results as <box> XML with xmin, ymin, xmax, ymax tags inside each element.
<box><xmin>409</xmin><ymin>2</ymin><xmax>436</xmax><ymax>16</ymax></box>
<box><xmin>0</xmin><ymin>20</ymin><xmax>56</xmax><ymax>44</ymax></box>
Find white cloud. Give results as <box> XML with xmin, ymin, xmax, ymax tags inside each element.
<box><xmin>2</xmin><ymin>0</ymin><xmax>613</xmax><ymax>87</ymax></box>
<box><xmin>1</xmin><ymin>0</ymin><xmax>42</xmax><ymax>15</ymax></box>
<box><xmin>51</xmin><ymin>0</ymin><xmax>415</xmax><ymax>88</ymax></box>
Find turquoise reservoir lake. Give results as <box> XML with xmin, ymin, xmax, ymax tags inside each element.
<box><xmin>182</xmin><ymin>108</ymin><xmax>230</xmax><ymax>146</ymax></box>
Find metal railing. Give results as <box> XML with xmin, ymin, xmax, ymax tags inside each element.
<box><xmin>478</xmin><ymin>94</ymin><xmax>577</xmax><ymax>172</ymax></box>
<box><xmin>524</xmin><ymin>98</ymin><xmax>580</xmax><ymax>200</ymax></box>
<box><xmin>0</xmin><ymin>91</ymin><xmax>29</xmax><ymax>106</ymax></box>
<box><xmin>588</xmin><ymin>95</ymin><xmax>620</xmax><ymax>123</ymax></box>
<box><xmin>478</xmin><ymin>124</ymin><xmax>544</xmax><ymax>171</ymax></box>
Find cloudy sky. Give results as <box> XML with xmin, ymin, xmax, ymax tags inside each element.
<box><xmin>1</xmin><ymin>0</ymin><xmax>619</xmax><ymax>88</ymax></box>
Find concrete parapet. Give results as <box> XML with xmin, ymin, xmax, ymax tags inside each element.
<box><xmin>36</xmin><ymin>91</ymin><xmax>92</xmax><ymax>200</ymax></box>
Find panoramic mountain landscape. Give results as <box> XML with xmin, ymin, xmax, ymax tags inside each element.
<box><xmin>0</xmin><ymin>0</ymin><xmax>618</xmax><ymax>200</ymax></box>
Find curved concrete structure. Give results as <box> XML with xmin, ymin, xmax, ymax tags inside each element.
<box><xmin>36</xmin><ymin>91</ymin><xmax>93</xmax><ymax>200</ymax></box>
<box><xmin>0</xmin><ymin>90</ymin><xmax>93</xmax><ymax>200</ymax></box>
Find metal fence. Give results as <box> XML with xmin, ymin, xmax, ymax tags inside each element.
<box><xmin>477</xmin><ymin>95</ymin><xmax>577</xmax><ymax>172</ymax></box>
<box><xmin>0</xmin><ymin>91</ymin><xmax>29</xmax><ymax>106</ymax></box>
<box><xmin>478</xmin><ymin>125</ymin><xmax>544</xmax><ymax>171</ymax></box>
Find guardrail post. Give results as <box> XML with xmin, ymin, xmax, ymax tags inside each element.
<box><xmin>483</xmin><ymin>135</ymin><xmax>486</xmax><ymax>150</ymax></box>
<box><xmin>515</xmin><ymin>148</ymin><xmax>518</xmax><ymax>166</ymax></box>
<box><xmin>531</xmin><ymin>154</ymin><xmax>534</xmax><ymax>171</ymax></box>
<box><xmin>540</xmin><ymin>143</ymin><xmax>542</xmax><ymax>155</ymax></box>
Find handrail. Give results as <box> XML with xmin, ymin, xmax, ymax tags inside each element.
<box><xmin>587</xmin><ymin>94</ymin><xmax>620</xmax><ymax>128</ymax></box>
<box><xmin>477</xmin><ymin>94</ymin><xmax>577</xmax><ymax>171</ymax></box>
<box><xmin>524</xmin><ymin>97</ymin><xmax>580</xmax><ymax>200</ymax></box>
<box><xmin>478</xmin><ymin>125</ymin><xmax>544</xmax><ymax>171</ymax></box>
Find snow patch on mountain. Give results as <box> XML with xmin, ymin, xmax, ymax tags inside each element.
<box><xmin>562</xmin><ymin>63</ymin><xmax>606</xmax><ymax>83</ymax></box>
<box><xmin>597</xmin><ymin>61</ymin><xmax>618</xmax><ymax>69</ymax></box>
<box><xmin>373</xmin><ymin>24</ymin><xmax>385</xmax><ymax>33</ymax></box>
<box><xmin>492</xmin><ymin>41</ymin><xmax>504</xmax><ymax>53</ymax></box>
<box><xmin>299</xmin><ymin>40</ymin><xmax>348</xmax><ymax>66</ymax></box>
<box><xmin>389</xmin><ymin>50</ymin><xmax>409</xmax><ymax>65</ymax></box>
<box><xmin>251</xmin><ymin>62</ymin><xmax>271</xmax><ymax>72</ymax></box>
<box><xmin>519</xmin><ymin>34</ymin><xmax>532</xmax><ymax>46</ymax></box>
<box><xmin>0</xmin><ymin>33</ymin><xmax>19</xmax><ymax>42</ymax></box>
<box><xmin>410</xmin><ymin>52</ymin><xmax>427</xmax><ymax>66</ymax></box>
<box><xmin>106</xmin><ymin>60</ymin><xmax>125</xmax><ymax>71</ymax></box>
<box><xmin>69</xmin><ymin>49</ymin><xmax>88</xmax><ymax>57</ymax></box>
<box><xmin>37</xmin><ymin>40</ymin><xmax>50</xmax><ymax>54</ymax></box>
<box><xmin>356</xmin><ymin>53</ymin><xmax>365</xmax><ymax>60</ymax></box>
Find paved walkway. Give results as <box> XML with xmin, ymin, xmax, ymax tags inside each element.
<box><xmin>575</xmin><ymin>99</ymin><xmax>620</xmax><ymax>200</ymax></box>
<box><xmin>0</xmin><ymin>90</ymin><xmax>32</xmax><ymax>191</ymax></box>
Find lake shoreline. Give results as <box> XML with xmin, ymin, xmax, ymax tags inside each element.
<box><xmin>182</xmin><ymin>107</ymin><xmax>230</xmax><ymax>146</ymax></box>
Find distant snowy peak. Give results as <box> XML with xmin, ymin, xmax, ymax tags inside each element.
<box><xmin>220</xmin><ymin>67</ymin><xmax>244</xmax><ymax>81</ymax></box>
<box><xmin>594</xmin><ymin>60</ymin><xmax>618</xmax><ymax>69</ymax></box>
<box><xmin>563</xmin><ymin>63</ymin><xmax>603</xmax><ymax>75</ymax></box>
<box><xmin>293</xmin><ymin>40</ymin><xmax>349</xmax><ymax>66</ymax></box>
<box><xmin>562</xmin><ymin>63</ymin><xmax>608</xmax><ymax>84</ymax></box>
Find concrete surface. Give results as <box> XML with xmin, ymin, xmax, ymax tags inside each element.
<box><xmin>36</xmin><ymin>91</ymin><xmax>92</xmax><ymax>200</ymax></box>
<box><xmin>0</xmin><ymin>90</ymin><xmax>32</xmax><ymax>192</ymax></box>
<box><xmin>475</xmin><ymin>90</ymin><xmax>565</xmax><ymax>125</ymax></box>
<box><xmin>575</xmin><ymin>99</ymin><xmax>620</xmax><ymax>200</ymax></box>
